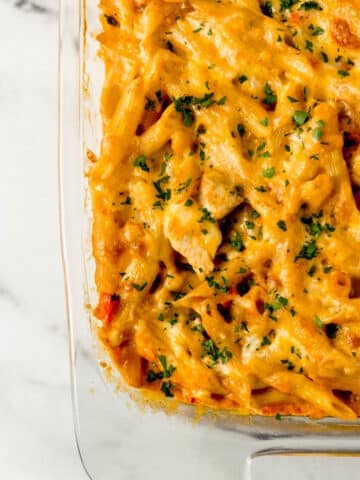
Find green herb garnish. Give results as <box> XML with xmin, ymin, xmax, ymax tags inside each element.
<box><xmin>263</xmin><ymin>83</ymin><xmax>277</xmax><ymax>107</ymax></box>
<box><xmin>133</xmin><ymin>155</ymin><xmax>149</xmax><ymax>172</ymax></box>
<box><xmin>262</xmin><ymin>167</ymin><xmax>275</xmax><ymax>178</ymax></box>
<box><xmin>131</xmin><ymin>282</ymin><xmax>148</xmax><ymax>291</ymax></box>
<box><xmin>161</xmin><ymin>381</ymin><xmax>175</xmax><ymax>397</ymax></box>
<box><xmin>314</xmin><ymin>315</ymin><xmax>323</xmax><ymax>328</ymax></box>
<box><xmin>230</xmin><ymin>232</ymin><xmax>244</xmax><ymax>252</ymax></box>
<box><xmin>293</xmin><ymin>110</ymin><xmax>309</xmax><ymax>127</ymax></box>
<box><xmin>277</xmin><ymin>220</ymin><xmax>287</xmax><ymax>231</ymax></box>
<box><xmin>299</xmin><ymin>1</ymin><xmax>322</xmax><ymax>11</ymax></box>
<box><xmin>158</xmin><ymin>355</ymin><xmax>176</xmax><ymax>378</ymax></box>
<box><xmin>202</xmin><ymin>339</ymin><xmax>232</xmax><ymax>365</ymax></box>
<box><xmin>198</xmin><ymin>207</ymin><xmax>216</xmax><ymax>223</ymax></box>
<box><xmin>295</xmin><ymin>239</ymin><xmax>318</xmax><ymax>261</ymax></box>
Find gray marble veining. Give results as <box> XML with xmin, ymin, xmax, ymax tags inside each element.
<box><xmin>0</xmin><ymin>2</ymin><xmax>85</xmax><ymax>479</ymax></box>
<box><xmin>10</xmin><ymin>0</ymin><xmax>56</xmax><ymax>15</ymax></box>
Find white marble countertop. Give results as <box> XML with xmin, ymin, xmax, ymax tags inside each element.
<box><xmin>1</xmin><ymin>1</ymin><xmax>359</xmax><ymax>479</ymax></box>
<box><xmin>0</xmin><ymin>1</ymin><xmax>86</xmax><ymax>479</ymax></box>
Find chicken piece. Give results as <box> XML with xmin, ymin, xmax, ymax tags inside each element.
<box><xmin>163</xmin><ymin>201</ymin><xmax>222</xmax><ymax>276</ymax></box>
<box><xmin>199</xmin><ymin>170</ymin><xmax>243</xmax><ymax>220</ymax></box>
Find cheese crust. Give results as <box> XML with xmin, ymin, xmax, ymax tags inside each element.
<box><xmin>91</xmin><ymin>0</ymin><xmax>360</xmax><ymax>418</ymax></box>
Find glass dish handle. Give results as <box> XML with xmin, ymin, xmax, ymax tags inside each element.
<box><xmin>244</xmin><ymin>438</ymin><xmax>360</xmax><ymax>479</ymax></box>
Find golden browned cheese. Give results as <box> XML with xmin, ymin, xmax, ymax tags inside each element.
<box><xmin>91</xmin><ymin>0</ymin><xmax>360</xmax><ymax>418</ymax></box>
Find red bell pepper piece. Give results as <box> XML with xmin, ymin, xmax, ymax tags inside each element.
<box><xmin>95</xmin><ymin>293</ymin><xmax>120</xmax><ymax>326</ymax></box>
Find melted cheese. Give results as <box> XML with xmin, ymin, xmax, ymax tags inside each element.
<box><xmin>91</xmin><ymin>0</ymin><xmax>360</xmax><ymax>418</ymax></box>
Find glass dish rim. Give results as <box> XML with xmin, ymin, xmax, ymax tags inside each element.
<box><xmin>58</xmin><ymin>1</ymin><xmax>360</xmax><ymax>477</ymax></box>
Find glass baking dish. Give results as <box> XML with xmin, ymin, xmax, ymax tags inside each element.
<box><xmin>58</xmin><ymin>1</ymin><xmax>360</xmax><ymax>478</ymax></box>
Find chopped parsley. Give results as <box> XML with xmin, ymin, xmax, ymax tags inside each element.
<box><xmin>278</xmin><ymin>295</ymin><xmax>288</xmax><ymax>306</ymax></box>
<box><xmin>260</xmin><ymin>117</ymin><xmax>269</xmax><ymax>126</ymax></box>
<box><xmin>146</xmin><ymin>370</ymin><xmax>160</xmax><ymax>382</ymax></box>
<box><xmin>294</xmin><ymin>239</ymin><xmax>318</xmax><ymax>261</ymax></box>
<box><xmin>320</xmin><ymin>51</ymin><xmax>329</xmax><ymax>63</ymax></box>
<box><xmin>169</xmin><ymin>313</ymin><xmax>179</xmax><ymax>326</ymax></box>
<box><xmin>174</xmin><ymin>98</ymin><xmax>195</xmax><ymax>126</ymax></box>
<box><xmin>287</xmin><ymin>96</ymin><xmax>299</xmax><ymax>103</ymax></box>
<box><xmin>172</xmin><ymin>291</ymin><xmax>186</xmax><ymax>301</ymax></box>
<box><xmin>177</xmin><ymin>177</ymin><xmax>192</xmax><ymax>193</ymax></box>
<box><xmin>277</xmin><ymin>220</ymin><xmax>287</xmax><ymax>231</ymax></box>
<box><xmin>313</xmin><ymin>126</ymin><xmax>324</xmax><ymax>141</ymax></box>
<box><xmin>158</xmin><ymin>355</ymin><xmax>176</xmax><ymax>378</ymax></box>
<box><xmin>131</xmin><ymin>282</ymin><xmax>148</xmax><ymax>291</ymax></box>
<box><xmin>261</xmin><ymin>1</ymin><xmax>274</xmax><ymax>17</ymax></box>
<box><xmin>245</xmin><ymin>221</ymin><xmax>255</xmax><ymax>230</ymax></box>
<box><xmin>161</xmin><ymin>381</ymin><xmax>175</xmax><ymax>397</ymax></box>
<box><xmin>280</xmin><ymin>0</ymin><xmax>298</xmax><ymax>12</ymax></box>
<box><xmin>205</xmin><ymin>276</ymin><xmax>229</xmax><ymax>294</ymax></box>
<box><xmin>230</xmin><ymin>232</ymin><xmax>244</xmax><ymax>252</ymax></box>
<box><xmin>305</xmin><ymin>40</ymin><xmax>314</xmax><ymax>53</ymax></box>
<box><xmin>146</xmin><ymin>355</ymin><xmax>176</xmax><ymax>395</ymax></box>
<box><xmin>264</xmin><ymin>301</ymin><xmax>281</xmax><ymax>320</ymax></box>
<box><xmin>257</xmin><ymin>141</ymin><xmax>267</xmax><ymax>152</ymax></box>
<box><xmin>153</xmin><ymin>176</ymin><xmax>171</xmax><ymax>202</ymax></box>
<box><xmin>314</xmin><ymin>315</ymin><xmax>323</xmax><ymax>328</ymax></box>
<box><xmin>281</xmin><ymin>359</ymin><xmax>295</xmax><ymax>370</ymax></box>
<box><xmin>262</xmin><ymin>83</ymin><xmax>277</xmax><ymax>107</ymax></box>
<box><xmin>241</xmin><ymin>321</ymin><xmax>249</xmax><ymax>332</ymax></box>
<box><xmin>307</xmin><ymin>265</ymin><xmax>316</xmax><ymax>277</ymax></box>
<box><xmin>338</xmin><ymin>70</ymin><xmax>350</xmax><ymax>78</ymax></box>
<box><xmin>145</xmin><ymin>97</ymin><xmax>156</xmax><ymax>110</ymax></box>
<box><xmin>133</xmin><ymin>155</ymin><xmax>149</xmax><ymax>172</ymax></box>
<box><xmin>311</xmin><ymin>26</ymin><xmax>325</xmax><ymax>36</ymax></box>
<box><xmin>202</xmin><ymin>339</ymin><xmax>232</xmax><ymax>365</ymax></box>
<box><xmin>262</xmin><ymin>167</ymin><xmax>275</xmax><ymax>178</ymax></box>
<box><xmin>301</xmin><ymin>211</ymin><xmax>335</xmax><ymax>237</ymax></box>
<box><xmin>299</xmin><ymin>1</ymin><xmax>322</xmax><ymax>11</ymax></box>
<box><xmin>237</xmin><ymin>124</ymin><xmax>246</xmax><ymax>137</ymax></box>
<box><xmin>264</xmin><ymin>295</ymin><xmax>288</xmax><ymax>320</ymax></box>
<box><xmin>198</xmin><ymin>207</ymin><xmax>216</xmax><ymax>224</ymax></box>
<box><xmin>239</xmin><ymin>75</ymin><xmax>248</xmax><ymax>84</ymax></box>
<box><xmin>235</xmin><ymin>184</ymin><xmax>244</xmax><ymax>196</ymax></box>
<box><xmin>323</xmin><ymin>265</ymin><xmax>333</xmax><ymax>274</ymax></box>
<box><xmin>120</xmin><ymin>196</ymin><xmax>132</xmax><ymax>205</ymax></box>
<box><xmin>174</xmin><ymin>93</ymin><xmax>225</xmax><ymax>126</ymax></box>
<box><xmin>184</xmin><ymin>199</ymin><xmax>193</xmax><ymax>207</ymax></box>
<box><xmin>293</xmin><ymin>110</ymin><xmax>309</xmax><ymax>127</ymax></box>
<box><xmin>217</xmin><ymin>96</ymin><xmax>227</xmax><ymax>105</ymax></box>
<box><xmin>261</xmin><ymin>336</ymin><xmax>271</xmax><ymax>346</ymax></box>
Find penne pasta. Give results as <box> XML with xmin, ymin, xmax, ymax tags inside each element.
<box><xmin>91</xmin><ymin>0</ymin><xmax>360</xmax><ymax>418</ymax></box>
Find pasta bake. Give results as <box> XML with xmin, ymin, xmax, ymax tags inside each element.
<box><xmin>91</xmin><ymin>0</ymin><xmax>360</xmax><ymax>418</ymax></box>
